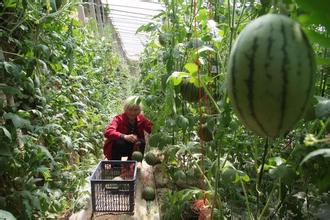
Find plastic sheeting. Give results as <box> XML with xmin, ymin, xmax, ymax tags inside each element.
<box><xmin>105</xmin><ymin>0</ymin><xmax>163</xmax><ymax>61</ymax></box>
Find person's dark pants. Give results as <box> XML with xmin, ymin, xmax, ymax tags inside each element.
<box><xmin>111</xmin><ymin>139</ymin><xmax>145</xmax><ymax>160</ymax></box>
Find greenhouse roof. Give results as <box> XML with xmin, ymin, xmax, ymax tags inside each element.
<box><xmin>104</xmin><ymin>0</ymin><xmax>164</xmax><ymax>61</ymax></box>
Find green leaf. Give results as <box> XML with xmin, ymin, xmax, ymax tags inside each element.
<box><xmin>273</xmin><ymin>165</ymin><xmax>296</xmax><ymax>184</ymax></box>
<box><xmin>176</xmin><ymin>115</ymin><xmax>189</xmax><ymax>130</ymax></box>
<box><xmin>22</xmin><ymin>198</ymin><xmax>32</xmax><ymax>218</ymax></box>
<box><xmin>241</xmin><ymin>174</ymin><xmax>250</xmax><ymax>182</ymax></box>
<box><xmin>50</xmin><ymin>0</ymin><xmax>57</xmax><ymax>11</ymax></box>
<box><xmin>36</xmin><ymin>166</ymin><xmax>51</xmax><ymax>181</ymax></box>
<box><xmin>184</xmin><ymin>63</ymin><xmax>198</xmax><ymax>74</ymax></box>
<box><xmin>61</xmin><ymin>135</ymin><xmax>72</xmax><ymax>148</ymax></box>
<box><xmin>83</xmin><ymin>142</ymin><xmax>94</xmax><ymax>150</ymax></box>
<box><xmin>305</xmin><ymin>29</ymin><xmax>330</xmax><ymax>48</ymax></box>
<box><xmin>166</xmin><ymin>71</ymin><xmax>188</xmax><ymax>85</ymax></box>
<box><xmin>42</xmin><ymin>123</ymin><xmax>64</xmax><ymax>133</ymax></box>
<box><xmin>0</xmin><ymin>126</ymin><xmax>11</xmax><ymax>141</ymax></box>
<box><xmin>196</xmin><ymin>8</ymin><xmax>208</xmax><ymax>22</ymax></box>
<box><xmin>296</xmin><ymin>0</ymin><xmax>330</xmax><ymax>29</ymax></box>
<box><xmin>149</xmin><ymin>133</ymin><xmax>172</xmax><ymax>149</ymax></box>
<box><xmin>196</xmin><ymin>46</ymin><xmax>215</xmax><ymax>55</ymax></box>
<box><xmin>0</xmin><ymin>210</ymin><xmax>16</xmax><ymax>220</ymax></box>
<box><xmin>269</xmin><ymin>156</ymin><xmax>286</xmax><ymax>166</ymax></box>
<box><xmin>234</xmin><ymin>170</ymin><xmax>250</xmax><ymax>182</ymax></box>
<box><xmin>0</xmin><ymin>143</ymin><xmax>11</xmax><ymax>156</ymax></box>
<box><xmin>300</xmin><ymin>149</ymin><xmax>330</xmax><ymax>165</ymax></box>
<box><xmin>316</xmin><ymin>57</ymin><xmax>330</xmax><ymax>65</ymax></box>
<box><xmin>3</xmin><ymin>113</ymin><xmax>31</xmax><ymax>129</ymax></box>
<box><xmin>136</xmin><ymin>23</ymin><xmax>158</xmax><ymax>33</ymax></box>
<box><xmin>148</xmin><ymin>133</ymin><xmax>161</xmax><ymax>148</ymax></box>
<box><xmin>36</xmin><ymin>145</ymin><xmax>54</xmax><ymax>162</ymax></box>
<box><xmin>35</xmin><ymin>44</ymin><xmax>50</xmax><ymax>57</ymax></box>
<box><xmin>0</xmin><ymin>85</ymin><xmax>21</xmax><ymax>95</ymax></box>
<box><xmin>315</xmin><ymin>96</ymin><xmax>330</xmax><ymax>119</ymax></box>
<box><xmin>3</xmin><ymin>0</ymin><xmax>17</xmax><ymax>8</ymax></box>
<box><xmin>3</xmin><ymin>62</ymin><xmax>22</xmax><ymax>78</ymax></box>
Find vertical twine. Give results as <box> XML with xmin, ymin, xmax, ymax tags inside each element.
<box><xmin>193</xmin><ymin>0</ymin><xmax>205</xmax><ymax>189</ymax></box>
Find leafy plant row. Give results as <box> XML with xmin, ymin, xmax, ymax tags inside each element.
<box><xmin>0</xmin><ymin>1</ymin><xmax>129</xmax><ymax>218</ymax></box>
<box><xmin>138</xmin><ymin>0</ymin><xmax>329</xmax><ymax>219</ymax></box>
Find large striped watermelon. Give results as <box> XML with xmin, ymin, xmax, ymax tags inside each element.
<box><xmin>227</xmin><ymin>14</ymin><xmax>316</xmax><ymax>138</ymax></box>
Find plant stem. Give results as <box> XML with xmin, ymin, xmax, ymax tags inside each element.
<box><xmin>193</xmin><ymin>159</ymin><xmax>212</xmax><ymax>190</ymax></box>
<box><xmin>200</xmin><ymin>80</ymin><xmax>221</xmax><ymax>114</ymax></box>
<box><xmin>228</xmin><ymin>0</ymin><xmax>236</xmax><ymax>53</ymax></box>
<box><xmin>240</xmin><ymin>178</ymin><xmax>254</xmax><ymax>220</ymax></box>
<box><xmin>266</xmin><ymin>179</ymin><xmax>287</xmax><ymax>218</ymax></box>
<box><xmin>227</xmin><ymin>0</ymin><xmax>231</xmax><ymax>39</ymax></box>
<box><xmin>211</xmin><ymin>138</ymin><xmax>223</xmax><ymax>219</ymax></box>
<box><xmin>317</xmin><ymin>118</ymin><xmax>330</xmax><ymax>139</ymax></box>
<box><xmin>305</xmin><ymin>182</ymin><xmax>310</xmax><ymax>217</ymax></box>
<box><xmin>234</xmin><ymin>0</ymin><xmax>247</xmax><ymax>39</ymax></box>
<box><xmin>0</xmin><ymin>50</ymin><xmax>23</xmax><ymax>57</ymax></box>
<box><xmin>258</xmin><ymin>183</ymin><xmax>276</xmax><ymax>220</ymax></box>
<box><xmin>321</xmin><ymin>47</ymin><xmax>328</xmax><ymax>97</ymax></box>
<box><xmin>256</xmin><ymin>138</ymin><xmax>269</xmax><ymax>217</ymax></box>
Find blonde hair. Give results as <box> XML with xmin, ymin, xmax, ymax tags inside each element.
<box><xmin>123</xmin><ymin>95</ymin><xmax>142</xmax><ymax>112</ymax></box>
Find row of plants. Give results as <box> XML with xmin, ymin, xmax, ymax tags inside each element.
<box><xmin>0</xmin><ymin>1</ymin><xmax>130</xmax><ymax>219</ymax></box>
<box><xmin>137</xmin><ymin>0</ymin><xmax>329</xmax><ymax>219</ymax></box>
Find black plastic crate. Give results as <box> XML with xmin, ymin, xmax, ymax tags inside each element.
<box><xmin>90</xmin><ymin>160</ymin><xmax>137</xmax><ymax>214</ymax></box>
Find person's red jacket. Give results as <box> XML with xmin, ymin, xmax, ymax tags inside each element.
<box><xmin>103</xmin><ymin>113</ymin><xmax>152</xmax><ymax>159</ymax></box>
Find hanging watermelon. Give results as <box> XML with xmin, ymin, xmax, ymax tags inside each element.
<box><xmin>180</xmin><ymin>77</ymin><xmax>204</xmax><ymax>103</ymax></box>
<box><xmin>227</xmin><ymin>14</ymin><xmax>316</xmax><ymax>138</ymax></box>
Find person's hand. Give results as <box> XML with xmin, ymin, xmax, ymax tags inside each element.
<box><xmin>123</xmin><ymin>134</ymin><xmax>138</xmax><ymax>143</ymax></box>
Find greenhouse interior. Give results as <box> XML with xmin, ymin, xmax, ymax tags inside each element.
<box><xmin>0</xmin><ymin>0</ymin><xmax>329</xmax><ymax>219</ymax></box>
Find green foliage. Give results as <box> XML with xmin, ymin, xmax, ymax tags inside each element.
<box><xmin>0</xmin><ymin>1</ymin><xmax>127</xmax><ymax>219</ymax></box>
<box><xmin>138</xmin><ymin>0</ymin><xmax>329</xmax><ymax>219</ymax></box>
<box><xmin>159</xmin><ymin>188</ymin><xmax>204</xmax><ymax>219</ymax></box>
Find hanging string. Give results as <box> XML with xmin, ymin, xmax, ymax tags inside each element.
<box><xmin>193</xmin><ymin>0</ymin><xmax>205</xmax><ymax>190</ymax></box>
<box><xmin>205</xmin><ymin>0</ymin><xmax>214</xmax><ymax>115</ymax></box>
<box><xmin>208</xmin><ymin>1</ymin><xmax>218</xmax><ymax>218</ymax></box>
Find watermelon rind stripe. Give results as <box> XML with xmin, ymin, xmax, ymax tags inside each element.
<box><xmin>278</xmin><ymin>21</ymin><xmax>289</xmax><ymax>135</ymax></box>
<box><xmin>246</xmin><ymin>37</ymin><xmax>268</xmax><ymax>136</ymax></box>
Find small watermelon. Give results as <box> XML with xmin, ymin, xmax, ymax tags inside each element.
<box><xmin>142</xmin><ymin>186</ymin><xmax>156</xmax><ymax>201</ymax></box>
<box><xmin>197</xmin><ymin>124</ymin><xmax>213</xmax><ymax>142</ymax></box>
<box><xmin>144</xmin><ymin>152</ymin><xmax>161</xmax><ymax>166</ymax></box>
<box><xmin>187</xmin><ymin>38</ymin><xmax>204</xmax><ymax>49</ymax></box>
<box><xmin>132</xmin><ymin>151</ymin><xmax>143</xmax><ymax>162</ymax></box>
<box><xmin>180</xmin><ymin>77</ymin><xmax>204</xmax><ymax>103</ymax></box>
<box><xmin>173</xmin><ymin>170</ymin><xmax>186</xmax><ymax>187</ymax></box>
<box><xmin>221</xmin><ymin>167</ymin><xmax>237</xmax><ymax>184</ymax></box>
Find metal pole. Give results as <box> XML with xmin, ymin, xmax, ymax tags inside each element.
<box><xmin>89</xmin><ymin>0</ymin><xmax>96</xmax><ymax>21</ymax></box>
<box><xmin>101</xmin><ymin>2</ymin><xmax>107</xmax><ymax>25</ymax></box>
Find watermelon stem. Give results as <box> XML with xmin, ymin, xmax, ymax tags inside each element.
<box><xmin>200</xmin><ymin>80</ymin><xmax>221</xmax><ymax>114</ymax></box>
<box><xmin>256</xmin><ymin>138</ymin><xmax>269</xmax><ymax>217</ymax></box>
